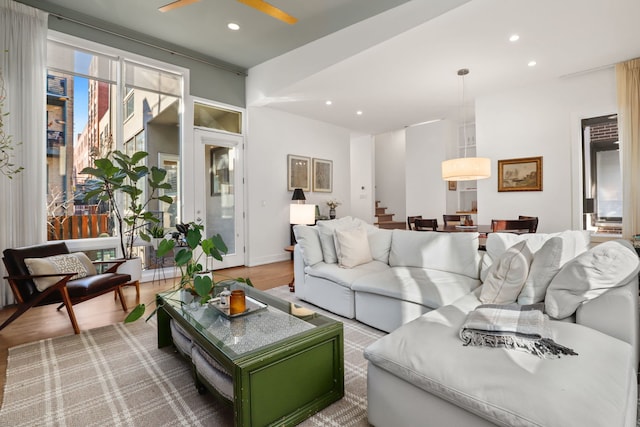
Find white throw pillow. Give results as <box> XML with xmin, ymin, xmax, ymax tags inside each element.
<box><xmin>363</xmin><ymin>224</ymin><xmax>392</xmax><ymax>264</ymax></box>
<box><xmin>545</xmin><ymin>240</ymin><xmax>640</xmax><ymax>319</ymax></box>
<box><xmin>316</xmin><ymin>217</ymin><xmax>357</xmax><ymax>264</ymax></box>
<box><xmin>333</xmin><ymin>226</ymin><xmax>373</xmax><ymax>268</ymax></box>
<box><xmin>517</xmin><ymin>237</ymin><xmax>564</xmax><ymax>305</ymax></box>
<box><xmin>74</xmin><ymin>252</ymin><xmax>98</xmax><ymax>276</ymax></box>
<box><xmin>24</xmin><ymin>253</ymin><xmax>91</xmax><ymax>292</ymax></box>
<box><xmin>480</xmin><ymin>241</ymin><xmax>533</xmax><ymax>304</ymax></box>
<box><xmin>293</xmin><ymin>225</ymin><xmax>324</xmax><ymax>266</ymax></box>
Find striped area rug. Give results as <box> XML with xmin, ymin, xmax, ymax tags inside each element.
<box><xmin>0</xmin><ymin>286</ymin><xmax>385</xmax><ymax>426</ymax></box>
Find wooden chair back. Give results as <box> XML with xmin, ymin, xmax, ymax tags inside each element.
<box><xmin>414</xmin><ymin>218</ymin><xmax>438</xmax><ymax>231</ymax></box>
<box><xmin>443</xmin><ymin>214</ymin><xmax>471</xmax><ymax>227</ymax></box>
<box><xmin>490</xmin><ymin>219</ymin><xmax>538</xmax><ymax>233</ymax></box>
<box><xmin>407</xmin><ymin>215</ymin><xmax>422</xmax><ymax>230</ymax></box>
<box><xmin>518</xmin><ymin>215</ymin><xmax>539</xmax><ymax>233</ymax></box>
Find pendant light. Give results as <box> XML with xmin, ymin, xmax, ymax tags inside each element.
<box><xmin>441</xmin><ymin>69</ymin><xmax>491</xmax><ymax>181</ymax></box>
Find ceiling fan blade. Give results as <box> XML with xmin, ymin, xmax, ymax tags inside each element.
<box><xmin>159</xmin><ymin>0</ymin><xmax>201</xmax><ymax>13</ymax></box>
<box><xmin>237</xmin><ymin>0</ymin><xmax>298</xmax><ymax>25</ymax></box>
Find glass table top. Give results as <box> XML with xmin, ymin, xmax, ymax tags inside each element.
<box><xmin>158</xmin><ymin>282</ymin><xmax>338</xmax><ymax>360</ymax></box>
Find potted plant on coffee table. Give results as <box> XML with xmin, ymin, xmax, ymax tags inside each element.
<box><xmin>81</xmin><ymin>149</ymin><xmax>173</xmax><ymax>282</ymax></box>
<box><xmin>125</xmin><ymin>221</ymin><xmax>253</xmax><ymax>322</ymax></box>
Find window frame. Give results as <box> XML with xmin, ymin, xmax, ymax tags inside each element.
<box><xmin>581</xmin><ymin>114</ymin><xmax>621</xmax><ymax>230</ymax></box>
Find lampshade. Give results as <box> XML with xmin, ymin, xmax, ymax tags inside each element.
<box><xmin>290</xmin><ymin>204</ymin><xmax>316</xmax><ymax>225</ymax></box>
<box><xmin>441</xmin><ymin>68</ymin><xmax>491</xmax><ymax>182</ymax></box>
<box><xmin>291</xmin><ymin>188</ymin><xmax>306</xmax><ymax>203</ymax></box>
<box><xmin>441</xmin><ymin>157</ymin><xmax>491</xmax><ymax>181</ymax></box>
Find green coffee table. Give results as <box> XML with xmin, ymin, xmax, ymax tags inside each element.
<box><xmin>156</xmin><ymin>283</ymin><xmax>344</xmax><ymax>427</ymax></box>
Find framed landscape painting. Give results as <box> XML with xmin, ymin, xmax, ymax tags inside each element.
<box><xmin>498</xmin><ymin>156</ymin><xmax>543</xmax><ymax>192</ymax></box>
<box><xmin>313</xmin><ymin>158</ymin><xmax>333</xmax><ymax>192</ymax></box>
<box><xmin>287</xmin><ymin>155</ymin><xmax>310</xmax><ymax>191</ymax></box>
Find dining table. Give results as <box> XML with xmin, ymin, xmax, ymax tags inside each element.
<box><xmin>437</xmin><ymin>224</ymin><xmax>492</xmax><ymax>234</ymax></box>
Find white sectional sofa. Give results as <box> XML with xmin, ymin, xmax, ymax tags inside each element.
<box><xmin>293</xmin><ymin>217</ymin><xmax>640</xmax><ymax>426</ymax></box>
<box><xmin>293</xmin><ymin>216</ymin><xmax>484</xmax><ymax>332</ymax></box>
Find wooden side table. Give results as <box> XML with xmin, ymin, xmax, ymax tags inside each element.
<box><xmin>285</xmin><ymin>245</ymin><xmax>295</xmax><ymax>292</ymax></box>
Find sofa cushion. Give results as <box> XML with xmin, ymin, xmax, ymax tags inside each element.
<box><xmin>316</xmin><ymin>217</ymin><xmax>361</xmax><ymax>264</ymax></box>
<box><xmin>481</xmin><ymin>231</ymin><xmax>591</xmax><ymax>282</ymax></box>
<box><xmin>389</xmin><ymin>230</ymin><xmax>482</xmax><ymax>279</ymax></box>
<box><xmin>364</xmin><ymin>290</ymin><xmax>636</xmax><ymax>427</ymax></box>
<box><xmin>334</xmin><ymin>226</ymin><xmax>373</xmax><ymax>268</ymax></box>
<box><xmin>480</xmin><ymin>241</ymin><xmax>533</xmax><ymax>304</ymax></box>
<box><xmin>293</xmin><ymin>225</ymin><xmax>324</xmax><ymax>266</ymax></box>
<box><xmin>352</xmin><ymin>267</ymin><xmax>481</xmax><ymax>309</ymax></box>
<box><xmin>517</xmin><ymin>237</ymin><xmax>564</xmax><ymax>305</ymax></box>
<box><xmin>24</xmin><ymin>253</ymin><xmax>92</xmax><ymax>291</ymax></box>
<box><xmin>305</xmin><ymin>260</ymin><xmax>390</xmax><ymax>289</ymax></box>
<box><xmin>363</xmin><ymin>225</ymin><xmax>393</xmax><ymax>264</ymax></box>
<box><xmin>545</xmin><ymin>239</ymin><xmax>640</xmax><ymax>319</ymax></box>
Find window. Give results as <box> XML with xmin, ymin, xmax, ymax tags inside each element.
<box><xmin>582</xmin><ymin>115</ymin><xmax>621</xmax><ymax>233</ymax></box>
<box><xmin>45</xmin><ymin>37</ymin><xmax>183</xmax><ymax>259</ymax></box>
<box><xmin>124</xmin><ymin>87</ymin><xmax>134</xmax><ymax>120</ymax></box>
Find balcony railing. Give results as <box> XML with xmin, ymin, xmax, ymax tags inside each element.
<box><xmin>48</xmin><ymin>213</ymin><xmax>110</xmax><ymax>241</ymax></box>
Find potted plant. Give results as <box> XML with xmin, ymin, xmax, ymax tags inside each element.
<box><xmin>81</xmin><ymin>149</ymin><xmax>173</xmax><ymax>281</ymax></box>
<box><xmin>125</xmin><ymin>221</ymin><xmax>253</xmax><ymax>322</ymax></box>
<box><xmin>147</xmin><ymin>224</ymin><xmax>166</xmax><ymax>250</ymax></box>
<box><xmin>326</xmin><ymin>199</ymin><xmax>341</xmax><ymax>219</ymax></box>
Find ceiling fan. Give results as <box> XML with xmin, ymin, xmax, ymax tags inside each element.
<box><xmin>158</xmin><ymin>0</ymin><xmax>298</xmax><ymax>25</ymax></box>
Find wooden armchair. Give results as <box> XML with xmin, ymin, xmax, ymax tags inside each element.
<box><xmin>414</xmin><ymin>218</ymin><xmax>439</xmax><ymax>231</ymax></box>
<box><xmin>2</xmin><ymin>242</ymin><xmax>132</xmax><ymax>334</ymax></box>
<box><xmin>490</xmin><ymin>219</ymin><xmax>538</xmax><ymax>234</ymax></box>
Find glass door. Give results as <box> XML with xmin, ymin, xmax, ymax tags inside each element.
<box><xmin>193</xmin><ymin>129</ymin><xmax>244</xmax><ymax>268</ymax></box>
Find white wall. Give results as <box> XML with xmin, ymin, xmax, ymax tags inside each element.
<box><xmin>350</xmin><ymin>134</ymin><xmax>375</xmax><ymax>223</ymax></box>
<box><xmin>475</xmin><ymin>68</ymin><xmax>617</xmax><ymax>232</ymax></box>
<box><xmin>374</xmin><ymin>130</ymin><xmax>406</xmax><ymax>223</ymax></box>
<box><xmin>405</xmin><ymin>120</ymin><xmax>454</xmax><ymax>222</ymax></box>
<box><xmin>246</xmin><ymin>106</ymin><xmax>352</xmax><ymax>266</ymax></box>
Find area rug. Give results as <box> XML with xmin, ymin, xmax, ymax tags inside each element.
<box><xmin>0</xmin><ymin>286</ymin><xmax>385</xmax><ymax>426</ymax></box>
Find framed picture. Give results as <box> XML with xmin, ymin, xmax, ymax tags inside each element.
<box><xmin>287</xmin><ymin>154</ymin><xmax>311</xmax><ymax>191</ymax></box>
<box><xmin>448</xmin><ymin>181</ymin><xmax>457</xmax><ymax>191</ymax></box>
<box><xmin>313</xmin><ymin>158</ymin><xmax>333</xmax><ymax>192</ymax></box>
<box><xmin>498</xmin><ymin>156</ymin><xmax>543</xmax><ymax>192</ymax></box>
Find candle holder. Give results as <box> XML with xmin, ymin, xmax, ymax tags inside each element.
<box><xmin>230</xmin><ymin>290</ymin><xmax>246</xmax><ymax>315</ymax></box>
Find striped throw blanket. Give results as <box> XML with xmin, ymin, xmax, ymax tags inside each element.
<box><xmin>459</xmin><ymin>303</ymin><xmax>578</xmax><ymax>359</ymax></box>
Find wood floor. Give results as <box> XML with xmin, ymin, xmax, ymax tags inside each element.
<box><xmin>0</xmin><ymin>260</ymin><xmax>293</xmax><ymax>407</ymax></box>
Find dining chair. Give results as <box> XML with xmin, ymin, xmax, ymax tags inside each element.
<box><xmin>518</xmin><ymin>215</ymin><xmax>539</xmax><ymax>233</ymax></box>
<box><xmin>443</xmin><ymin>214</ymin><xmax>471</xmax><ymax>227</ymax></box>
<box><xmin>407</xmin><ymin>215</ymin><xmax>422</xmax><ymax>230</ymax></box>
<box><xmin>490</xmin><ymin>219</ymin><xmax>537</xmax><ymax>233</ymax></box>
<box><xmin>414</xmin><ymin>218</ymin><xmax>438</xmax><ymax>231</ymax></box>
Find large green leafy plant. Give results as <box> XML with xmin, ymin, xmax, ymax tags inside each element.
<box><xmin>81</xmin><ymin>150</ymin><xmax>173</xmax><ymax>259</ymax></box>
<box><xmin>125</xmin><ymin>221</ymin><xmax>252</xmax><ymax>322</ymax></box>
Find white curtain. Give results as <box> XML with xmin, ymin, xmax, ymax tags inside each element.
<box><xmin>0</xmin><ymin>1</ymin><xmax>48</xmax><ymax>308</ymax></box>
<box><xmin>617</xmin><ymin>58</ymin><xmax>640</xmax><ymax>240</ymax></box>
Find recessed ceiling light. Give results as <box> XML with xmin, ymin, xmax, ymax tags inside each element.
<box><xmin>509</xmin><ymin>34</ymin><xmax>520</xmax><ymax>42</ymax></box>
<box><xmin>528</xmin><ymin>60</ymin><xmax>537</xmax><ymax>67</ymax></box>
<box><xmin>227</xmin><ymin>22</ymin><xmax>240</xmax><ymax>31</ymax></box>
<box><xmin>325</xmin><ymin>100</ymin><xmax>332</xmax><ymax>106</ymax></box>
<box><xmin>356</xmin><ymin>110</ymin><xmax>363</xmax><ymax>115</ymax></box>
